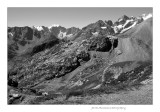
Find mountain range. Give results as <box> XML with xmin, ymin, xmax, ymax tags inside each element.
<box><xmin>8</xmin><ymin>13</ymin><xmax>153</xmax><ymax>104</ymax></box>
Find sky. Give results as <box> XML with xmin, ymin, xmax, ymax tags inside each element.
<box><xmin>8</xmin><ymin>7</ymin><xmax>152</xmax><ymax>28</ymax></box>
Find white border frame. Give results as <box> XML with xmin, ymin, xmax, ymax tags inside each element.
<box><xmin>1</xmin><ymin>0</ymin><xmax>160</xmax><ymax>112</ymax></box>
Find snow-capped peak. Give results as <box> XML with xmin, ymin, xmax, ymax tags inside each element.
<box><xmin>142</xmin><ymin>13</ymin><xmax>152</xmax><ymax>21</ymax></box>
<box><xmin>113</xmin><ymin>13</ymin><xmax>152</xmax><ymax>34</ymax></box>
<box><xmin>48</xmin><ymin>24</ymin><xmax>60</xmax><ymax>29</ymax></box>
<box><xmin>33</xmin><ymin>26</ymin><xmax>43</xmax><ymax>31</ymax></box>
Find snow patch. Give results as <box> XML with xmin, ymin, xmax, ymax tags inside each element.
<box><xmin>36</xmin><ymin>26</ymin><xmax>43</xmax><ymax>31</ymax></box>
<box><xmin>92</xmin><ymin>84</ymin><xmax>101</xmax><ymax>89</ymax></box>
<box><xmin>113</xmin><ymin>14</ymin><xmax>150</xmax><ymax>34</ymax></box>
<box><xmin>42</xmin><ymin>92</ymin><xmax>48</xmax><ymax>96</ymax></box>
<box><xmin>33</xmin><ymin>26</ymin><xmax>43</xmax><ymax>31</ymax></box>
<box><xmin>117</xmin><ymin>24</ymin><xmax>123</xmax><ymax>29</ymax></box>
<box><xmin>113</xmin><ymin>25</ymin><xmax>123</xmax><ymax>33</ymax></box>
<box><xmin>92</xmin><ymin>32</ymin><xmax>99</xmax><ymax>36</ymax></box>
<box><xmin>113</xmin><ymin>27</ymin><xmax>118</xmax><ymax>34</ymax></box>
<box><xmin>113</xmin><ymin>18</ymin><xmax>138</xmax><ymax>34</ymax></box>
<box><xmin>120</xmin><ymin>21</ymin><xmax>137</xmax><ymax>33</ymax></box>
<box><xmin>142</xmin><ymin>13</ymin><xmax>152</xmax><ymax>21</ymax></box>
<box><xmin>118</xmin><ymin>18</ymin><xmax>123</xmax><ymax>22</ymax></box>
<box><xmin>8</xmin><ymin>32</ymin><xmax>13</xmax><ymax>36</ymax></box>
<box><xmin>123</xmin><ymin>19</ymin><xmax>134</xmax><ymax>28</ymax></box>
<box><xmin>12</xmin><ymin>94</ymin><xmax>19</xmax><ymax>97</ymax></box>
<box><xmin>101</xmin><ymin>27</ymin><xmax>107</xmax><ymax>29</ymax></box>
<box><xmin>48</xmin><ymin>24</ymin><xmax>60</xmax><ymax>29</ymax></box>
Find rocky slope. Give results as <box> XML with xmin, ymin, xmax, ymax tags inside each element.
<box><xmin>8</xmin><ymin>14</ymin><xmax>153</xmax><ymax>104</ymax></box>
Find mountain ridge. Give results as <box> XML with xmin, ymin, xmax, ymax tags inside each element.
<box><xmin>8</xmin><ymin>13</ymin><xmax>152</xmax><ymax>60</ymax></box>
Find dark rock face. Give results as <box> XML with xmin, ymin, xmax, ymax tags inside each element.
<box><xmin>113</xmin><ymin>38</ymin><xmax>118</xmax><ymax>48</ymax></box>
<box><xmin>114</xmin><ymin>15</ymin><xmax>129</xmax><ymax>26</ymax></box>
<box><xmin>82</xmin><ymin>20</ymin><xmax>105</xmax><ymax>31</ymax></box>
<box><xmin>118</xmin><ymin>15</ymin><xmax>129</xmax><ymax>24</ymax></box>
<box><xmin>95</xmin><ymin>20</ymin><xmax>106</xmax><ymax>27</ymax></box>
<box><xmin>8</xmin><ymin>78</ymin><xmax>18</xmax><ymax>88</ymax></box>
<box><xmin>77</xmin><ymin>50</ymin><xmax>90</xmax><ymax>62</ymax></box>
<box><xmin>33</xmin><ymin>30</ymin><xmax>41</xmax><ymax>38</ymax></box>
<box><xmin>105</xmin><ymin>20</ymin><xmax>113</xmax><ymax>26</ymax></box>
<box><xmin>88</xmin><ymin>36</ymin><xmax>117</xmax><ymax>52</ymax></box>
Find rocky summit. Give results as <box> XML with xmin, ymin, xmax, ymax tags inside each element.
<box><xmin>8</xmin><ymin>13</ymin><xmax>153</xmax><ymax>104</ymax></box>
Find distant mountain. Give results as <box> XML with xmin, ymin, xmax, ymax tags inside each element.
<box><xmin>8</xmin><ymin>25</ymin><xmax>81</xmax><ymax>59</ymax></box>
<box><xmin>8</xmin><ymin>13</ymin><xmax>152</xmax><ymax>60</ymax></box>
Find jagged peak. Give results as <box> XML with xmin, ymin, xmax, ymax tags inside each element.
<box><xmin>118</xmin><ymin>15</ymin><xmax>129</xmax><ymax>22</ymax></box>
